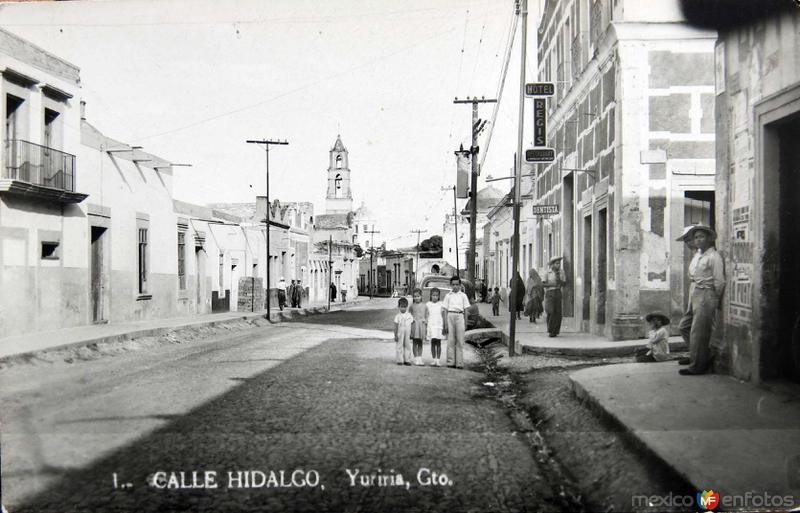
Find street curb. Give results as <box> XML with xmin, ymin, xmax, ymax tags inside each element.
<box><xmin>568</xmin><ymin>371</ymin><xmax>697</xmax><ymax>492</ymax></box>
<box><xmin>0</xmin><ymin>298</ymin><xmax>371</xmax><ymax>366</ymax></box>
<box><xmin>481</xmin><ymin>316</ymin><xmax>687</xmax><ymax>357</ymax></box>
<box><xmin>521</xmin><ymin>339</ymin><xmax>688</xmax><ymax>357</ymax></box>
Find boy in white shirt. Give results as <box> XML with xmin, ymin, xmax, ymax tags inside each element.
<box><xmin>394</xmin><ymin>297</ymin><xmax>414</xmax><ymax>366</ymax></box>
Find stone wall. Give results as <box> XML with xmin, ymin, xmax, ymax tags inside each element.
<box><xmin>715</xmin><ymin>9</ymin><xmax>800</xmax><ymax>381</ymax></box>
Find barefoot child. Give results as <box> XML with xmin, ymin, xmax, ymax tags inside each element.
<box><xmin>635</xmin><ymin>312</ymin><xmax>671</xmax><ymax>362</ymax></box>
<box><xmin>394</xmin><ymin>297</ymin><xmax>414</xmax><ymax>365</ymax></box>
<box><xmin>409</xmin><ymin>288</ymin><xmax>427</xmax><ymax>366</ymax></box>
<box><xmin>425</xmin><ymin>287</ymin><xmax>445</xmax><ymax>367</ymax></box>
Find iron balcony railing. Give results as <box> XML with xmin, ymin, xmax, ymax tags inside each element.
<box><xmin>3</xmin><ymin>139</ymin><xmax>76</xmax><ymax>192</ymax></box>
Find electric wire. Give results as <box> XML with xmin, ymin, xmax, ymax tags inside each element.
<box><xmin>131</xmin><ymin>25</ymin><xmax>459</xmax><ymax>142</ymax></box>
<box><xmin>479</xmin><ymin>0</ymin><xmax>518</xmax><ymax>170</ymax></box>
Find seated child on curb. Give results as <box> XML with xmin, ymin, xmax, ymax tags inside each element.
<box><xmin>491</xmin><ymin>287</ymin><xmax>501</xmax><ymax>316</ymax></box>
<box><xmin>394</xmin><ymin>297</ymin><xmax>414</xmax><ymax>366</ymax></box>
<box><xmin>635</xmin><ymin>312</ymin><xmax>671</xmax><ymax>362</ymax></box>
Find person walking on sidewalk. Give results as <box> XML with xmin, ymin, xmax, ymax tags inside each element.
<box><xmin>293</xmin><ymin>279</ymin><xmax>304</xmax><ymax>308</ymax></box>
<box><xmin>491</xmin><ymin>287</ymin><xmax>501</xmax><ymax>316</ymax></box>
<box><xmin>442</xmin><ymin>276</ymin><xmax>470</xmax><ymax>369</ymax></box>
<box><xmin>676</xmin><ymin>225</ymin><xmax>725</xmax><ymax>376</ymax></box>
<box><xmin>508</xmin><ymin>272</ymin><xmax>526</xmax><ymax>321</ymax></box>
<box><xmin>277</xmin><ymin>277</ymin><xmax>287</xmax><ymax>311</ymax></box>
<box><xmin>542</xmin><ymin>257</ymin><xmax>566</xmax><ymax>337</ymax></box>
<box><xmin>524</xmin><ymin>268</ymin><xmax>545</xmax><ymax>323</ymax></box>
<box><xmin>330</xmin><ymin>282</ymin><xmax>337</xmax><ymax>303</ymax></box>
<box><xmin>288</xmin><ymin>280</ymin><xmax>297</xmax><ymax>308</ymax></box>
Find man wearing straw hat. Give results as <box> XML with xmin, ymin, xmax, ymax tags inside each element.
<box><xmin>542</xmin><ymin>256</ymin><xmax>567</xmax><ymax>337</ymax></box>
<box><xmin>675</xmin><ymin>224</ymin><xmax>725</xmax><ymax>375</ymax></box>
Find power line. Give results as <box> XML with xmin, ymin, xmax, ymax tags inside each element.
<box><xmin>467</xmin><ymin>2</ymin><xmax>491</xmax><ymax>93</ymax></box>
<box><xmin>131</xmin><ymin>25</ymin><xmax>459</xmax><ymax>142</ymax></box>
<box><xmin>0</xmin><ymin>3</ymin><xmax>499</xmax><ymax>28</ymax></box>
<box><xmin>479</xmin><ymin>1</ymin><xmax>518</xmax><ymax>170</ymax></box>
<box><xmin>441</xmin><ymin>8</ymin><xmax>472</xmax><ymax>187</ymax></box>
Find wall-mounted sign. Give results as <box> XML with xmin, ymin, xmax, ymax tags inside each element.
<box><xmin>455</xmin><ymin>150</ymin><xmax>469</xmax><ymax>199</ymax></box>
<box><xmin>532</xmin><ymin>204</ymin><xmax>559</xmax><ymax>215</ymax></box>
<box><xmin>525</xmin><ymin>82</ymin><xmax>555</xmax><ymax>96</ymax></box>
<box><xmin>533</xmin><ymin>98</ymin><xmax>547</xmax><ymax>147</ymax></box>
<box><xmin>525</xmin><ymin>148</ymin><xmax>555</xmax><ymax>162</ymax></box>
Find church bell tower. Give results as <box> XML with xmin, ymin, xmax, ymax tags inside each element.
<box><xmin>325</xmin><ymin>135</ymin><xmax>353</xmax><ymax>214</ymax></box>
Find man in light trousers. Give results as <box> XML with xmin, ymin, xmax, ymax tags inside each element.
<box><xmin>442</xmin><ymin>276</ymin><xmax>470</xmax><ymax>369</ymax></box>
<box><xmin>676</xmin><ymin>225</ymin><xmax>725</xmax><ymax>376</ymax></box>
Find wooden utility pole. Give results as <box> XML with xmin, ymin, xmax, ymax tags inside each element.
<box><xmin>509</xmin><ymin>0</ymin><xmax>527</xmax><ymax>357</ymax></box>
<box><xmin>365</xmin><ymin>227</ymin><xmax>381</xmax><ymax>299</ymax></box>
<box><xmin>246</xmin><ymin>138</ymin><xmax>288</xmax><ymax>316</ymax></box>
<box><xmin>453</xmin><ymin>96</ymin><xmax>496</xmax><ymax>283</ymax></box>
<box><xmin>410</xmin><ymin>228</ymin><xmax>427</xmax><ymax>287</ymax></box>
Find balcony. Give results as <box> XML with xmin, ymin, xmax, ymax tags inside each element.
<box><xmin>1</xmin><ymin>139</ymin><xmax>87</xmax><ymax>203</ymax></box>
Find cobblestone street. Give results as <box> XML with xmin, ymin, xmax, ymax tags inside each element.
<box><xmin>1</xmin><ymin>301</ymin><xmax>559</xmax><ymax>512</ymax></box>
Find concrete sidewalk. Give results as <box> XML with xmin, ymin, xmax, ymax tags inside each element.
<box><xmin>0</xmin><ymin>296</ymin><xmax>371</xmax><ymax>361</ymax></box>
<box><xmin>570</xmin><ymin>363</ymin><xmax>800</xmax><ymax>506</ymax></box>
<box><xmin>477</xmin><ymin>302</ymin><xmax>686</xmax><ymax>357</ymax></box>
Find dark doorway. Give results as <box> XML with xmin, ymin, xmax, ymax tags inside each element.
<box><xmin>563</xmin><ymin>174</ymin><xmax>575</xmax><ymax>317</ymax></box>
<box><xmin>196</xmin><ymin>247</ymin><xmax>206</xmax><ymax>311</ymax></box>
<box><xmin>90</xmin><ymin>226</ymin><xmax>107</xmax><ymax>323</ymax></box>
<box><xmin>683</xmin><ymin>190</ymin><xmax>715</xmax><ymax>304</ymax></box>
<box><xmin>582</xmin><ymin>215</ymin><xmax>592</xmax><ymax>324</ymax></box>
<box><xmin>777</xmin><ymin>115</ymin><xmax>800</xmax><ymax>381</ymax></box>
<box><xmin>597</xmin><ymin>208</ymin><xmax>608</xmax><ymax>326</ymax></box>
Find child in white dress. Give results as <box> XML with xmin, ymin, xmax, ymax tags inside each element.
<box><xmin>425</xmin><ymin>287</ymin><xmax>445</xmax><ymax>367</ymax></box>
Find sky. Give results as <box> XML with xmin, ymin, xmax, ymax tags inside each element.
<box><xmin>0</xmin><ymin>0</ymin><xmax>541</xmax><ymax>249</ymax></box>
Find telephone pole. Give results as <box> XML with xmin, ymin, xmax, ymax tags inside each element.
<box><xmin>246</xmin><ymin>138</ymin><xmax>288</xmax><ymax>316</ymax></box>
<box><xmin>365</xmin><ymin>227</ymin><xmax>380</xmax><ymax>299</ymax></box>
<box><xmin>453</xmin><ymin>96</ymin><xmax>496</xmax><ymax>283</ymax></box>
<box><xmin>440</xmin><ymin>185</ymin><xmax>460</xmax><ymax>278</ymax></box>
<box><xmin>509</xmin><ymin>0</ymin><xmax>528</xmax><ymax>357</ymax></box>
<box><xmin>410</xmin><ymin>228</ymin><xmax>427</xmax><ymax>286</ymax></box>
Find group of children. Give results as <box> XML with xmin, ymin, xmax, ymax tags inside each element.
<box><xmin>392</xmin><ymin>285</ymin><xmax>674</xmax><ymax>366</ymax></box>
<box><xmin>393</xmin><ymin>287</ymin><xmax>446</xmax><ymax>367</ymax></box>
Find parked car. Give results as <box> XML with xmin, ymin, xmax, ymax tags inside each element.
<box><xmin>418</xmin><ymin>274</ymin><xmax>481</xmax><ymax>330</ymax></box>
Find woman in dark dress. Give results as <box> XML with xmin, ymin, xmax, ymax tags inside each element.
<box><xmin>508</xmin><ymin>272</ymin><xmax>526</xmax><ymax>320</ymax></box>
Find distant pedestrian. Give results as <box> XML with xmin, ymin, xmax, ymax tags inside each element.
<box><xmin>676</xmin><ymin>225</ymin><xmax>725</xmax><ymax>376</ymax></box>
<box><xmin>341</xmin><ymin>286</ymin><xmax>347</xmax><ymax>302</ymax></box>
<box><xmin>543</xmin><ymin>257</ymin><xmax>566</xmax><ymax>337</ymax></box>
<box><xmin>409</xmin><ymin>288</ymin><xmax>427</xmax><ymax>366</ymax></box>
<box><xmin>330</xmin><ymin>282</ymin><xmax>337</xmax><ymax>303</ymax></box>
<box><xmin>394</xmin><ymin>297</ymin><xmax>413</xmax><ymax>366</ymax></box>
<box><xmin>288</xmin><ymin>279</ymin><xmax>297</xmax><ymax>308</ymax></box>
<box><xmin>294</xmin><ymin>279</ymin><xmax>303</xmax><ymax>308</ymax></box>
<box><xmin>425</xmin><ymin>287</ymin><xmax>445</xmax><ymax>367</ymax></box>
<box><xmin>277</xmin><ymin>277</ymin><xmax>287</xmax><ymax>311</ymax></box>
<box><xmin>442</xmin><ymin>275</ymin><xmax>470</xmax><ymax>369</ymax></box>
<box><xmin>524</xmin><ymin>269</ymin><xmax>545</xmax><ymax>323</ymax></box>
<box><xmin>508</xmin><ymin>272</ymin><xmax>526</xmax><ymax>320</ymax></box>
<box><xmin>636</xmin><ymin>312</ymin><xmax>671</xmax><ymax>362</ymax></box>
<box><xmin>491</xmin><ymin>287</ymin><xmax>501</xmax><ymax>316</ymax></box>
